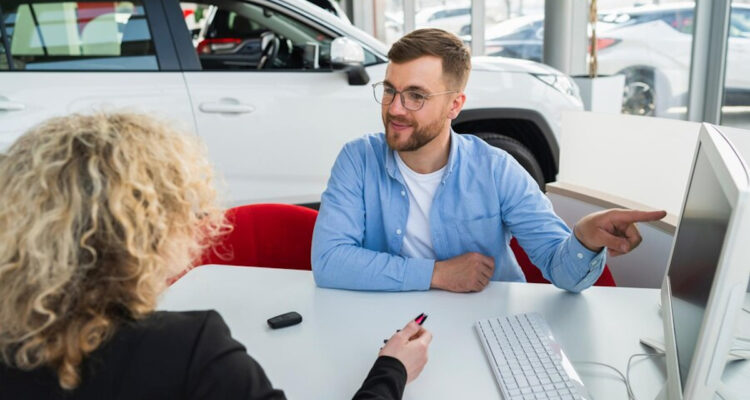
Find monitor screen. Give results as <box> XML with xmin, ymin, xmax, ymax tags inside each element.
<box><xmin>667</xmin><ymin>143</ymin><xmax>732</xmax><ymax>389</ymax></box>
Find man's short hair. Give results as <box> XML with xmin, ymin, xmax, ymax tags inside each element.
<box><xmin>388</xmin><ymin>28</ymin><xmax>472</xmax><ymax>90</ymax></box>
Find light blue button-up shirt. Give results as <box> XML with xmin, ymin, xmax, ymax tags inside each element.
<box><xmin>311</xmin><ymin>131</ymin><xmax>606</xmax><ymax>292</ymax></box>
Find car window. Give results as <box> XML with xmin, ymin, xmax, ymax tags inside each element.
<box><xmin>729</xmin><ymin>9</ymin><xmax>750</xmax><ymax>38</ymax></box>
<box><xmin>181</xmin><ymin>1</ymin><xmax>334</xmax><ymax>71</ymax></box>
<box><xmin>446</xmin><ymin>9</ymin><xmax>469</xmax><ymax>18</ymax></box>
<box><xmin>428</xmin><ymin>11</ymin><xmax>446</xmax><ymax>22</ymax></box>
<box><xmin>0</xmin><ymin>1</ymin><xmax>157</xmax><ymax>71</ymax></box>
<box><xmin>661</xmin><ymin>10</ymin><xmax>694</xmax><ymax>34</ymax></box>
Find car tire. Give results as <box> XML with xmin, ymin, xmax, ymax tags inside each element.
<box><xmin>621</xmin><ymin>69</ymin><xmax>656</xmax><ymax>116</ymax></box>
<box><xmin>473</xmin><ymin>133</ymin><xmax>546</xmax><ymax>190</ymax></box>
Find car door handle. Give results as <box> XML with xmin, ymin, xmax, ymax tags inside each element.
<box><xmin>0</xmin><ymin>101</ymin><xmax>25</xmax><ymax>111</ymax></box>
<box><xmin>199</xmin><ymin>102</ymin><xmax>255</xmax><ymax>114</ymax></box>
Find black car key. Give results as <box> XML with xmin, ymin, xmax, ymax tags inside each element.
<box><xmin>267</xmin><ymin>311</ymin><xmax>303</xmax><ymax>329</ymax></box>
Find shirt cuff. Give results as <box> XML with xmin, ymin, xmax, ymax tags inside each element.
<box><xmin>566</xmin><ymin>233</ymin><xmax>607</xmax><ymax>292</ymax></box>
<box><xmin>400</xmin><ymin>258</ymin><xmax>435</xmax><ymax>291</ymax></box>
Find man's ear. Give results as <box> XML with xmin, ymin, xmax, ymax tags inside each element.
<box><xmin>448</xmin><ymin>92</ymin><xmax>467</xmax><ymax>120</ymax></box>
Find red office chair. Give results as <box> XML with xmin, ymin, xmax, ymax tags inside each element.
<box><xmin>510</xmin><ymin>237</ymin><xmax>616</xmax><ymax>287</ymax></box>
<box><xmin>200</xmin><ymin>203</ymin><xmax>318</xmax><ymax>270</ymax></box>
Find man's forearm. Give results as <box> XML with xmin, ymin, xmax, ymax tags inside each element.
<box><xmin>312</xmin><ymin>244</ymin><xmax>434</xmax><ymax>291</ymax></box>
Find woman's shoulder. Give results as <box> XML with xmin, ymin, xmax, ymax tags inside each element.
<box><xmin>117</xmin><ymin>310</ymin><xmax>236</xmax><ymax>358</ymax></box>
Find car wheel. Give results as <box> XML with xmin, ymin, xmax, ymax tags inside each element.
<box><xmin>622</xmin><ymin>70</ymin><xmax>656</xmax><ymax>116</ymax></box>
<box><xmin>473</xmin><ymin>133</ymin><xmax>546</xmax><ymax>190</ymax></box>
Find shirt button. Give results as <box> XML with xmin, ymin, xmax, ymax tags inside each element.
<box><xmin>396</xmin><ymin>229</ymin><xmax>402</xmax><ymax>235</ymax></box>
<box><xmin>401</xmin><ymin>190</ymin><xmax>406</xmax><ymax>196</ymax></box>
<box><xmin>577</xmin><ymin>253</ymin><xmax>584</xmax><ymax>259</ymax></box>
<box><xmin>590</xmin><ymin>260</ymin><xmax>597</xmax><ymax>267</ymax></box>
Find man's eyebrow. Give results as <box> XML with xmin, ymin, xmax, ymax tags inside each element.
<box><xmin>405</xmin><ymin>85</ymin><xmax>429</xmax><ymax>92</ymax></box>
<box><xmin>382</xmin><ymin>80</ymin><xmax>429</xmax><ymax>92</ymax></box>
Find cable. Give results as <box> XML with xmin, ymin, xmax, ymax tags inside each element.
<box><xmin>572</xmin><ymin>360</ymin><xmax>631</xmax><ymax>399</ymax></box>
<box><xmin>743</xmin><ymin>307</ymin><xmax>750</xmax><ymax>314</ymax></box>
<box><xmin>626</xmin><ymin>353</ymin><xmax>665</xmax><ymax>400</ymax></box>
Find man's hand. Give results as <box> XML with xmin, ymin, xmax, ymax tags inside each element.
<box><xmin>431</xmin><ymin>252</ymin><xmax>495</xmax><ymax>292</ymax></box>
<box><xmin>574</xmin><ymin>209</ymin><xmax>667</xmax><ymax>256</ymax></box>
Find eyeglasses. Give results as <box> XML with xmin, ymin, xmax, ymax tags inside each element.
<box><xmin>372</xmin><ymin>82</ymin><xmax>458</xmax><ymax>111</ymax></box>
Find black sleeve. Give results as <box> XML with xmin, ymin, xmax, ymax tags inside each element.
<box><xmin>186</xmin><ymin>310</ymin><xmax>287</xmax><ymax>400</ymax></box>
<box><xmin>352</xmin><ymin>356</ymin><xmax>407</xmax><ymax>400</ymax></box>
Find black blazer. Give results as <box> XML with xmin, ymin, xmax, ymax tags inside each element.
<box><xmin>0</xmin><ymin>310</ymin><xmax>406</xmax><ymax>399</ymax></box>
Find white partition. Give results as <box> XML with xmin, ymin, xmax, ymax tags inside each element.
<box><xmin>558</xmin><ymin>112</ymin><xmax>701</xmax><ymax>217</ymax></box>
<box><xmin>547</xmin><ymin>185</ymin><xmax>675</xmax><ymax>289</ymax></box>
<box><xmin>551</xmin><ymin>112</ymin><xmax>700</xmax><ymax>288</ymax></box>
<box><xmin>550</xmin><ymin>113</ymin><xmax>750</xmax><ymax>288</ymax></box>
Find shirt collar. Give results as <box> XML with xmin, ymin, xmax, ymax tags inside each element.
<box><xmin>385</xmin><ymin>129</ymin><xmax>460</xmax><ymax>181</ymax></box>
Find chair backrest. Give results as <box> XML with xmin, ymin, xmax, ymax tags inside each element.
<box><xmin>201</xmin><ymin>203</ymin><xmax>318</xmax><ymax>270</ymax></box>
<box><xmin>510</xmin><ymin>237</ymin><xmax>616</xmax><ymax>287</ymax></box>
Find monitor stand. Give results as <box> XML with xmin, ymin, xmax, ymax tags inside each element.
<box><xmin>640</xmin><ymin>337</ymin><xmax>750</xmax><ymax>362</ymax></box>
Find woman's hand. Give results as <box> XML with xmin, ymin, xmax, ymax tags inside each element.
<box><xmin>379</xmin><ymin>320</ymin><xmax>433</xmax><ymax>383</ymax></box>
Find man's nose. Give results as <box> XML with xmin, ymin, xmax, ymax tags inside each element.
<box><xmin>388</xmin><ymin>93</ymin><xmax>407</xmax><ymax>115</ymax></box>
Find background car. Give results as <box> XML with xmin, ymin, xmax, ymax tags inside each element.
<box><xmin>415</xmin><ymin>5</ymin><xmax>471</xmax><ymax>34</ymax></box>
<box><xmin>596</xmin><ymin>2</ymin><xmax>750</xmax><ymax>116</ymax></box>
<box><xmin>0</xmin><ymin>0</ymin><xmax>582</xmax><ymax>206</ymax></box>
<box><xmin>477</xmin><ymin>3</ymin><xmax>750</xmax><ymax>117</ymax></box>
<box><xmin>481</xmin><ymin>15</ymin><xmax>544</xmax><ymax>62</ymax></box>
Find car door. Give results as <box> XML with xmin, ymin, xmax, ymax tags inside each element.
<box><xmin>0</xmin><ymin>0</ymin><xmax>194</xmax><ymax>151</ymax></box>
<box><xmin>173</xmin><ymin>0</ymin><xmax>385</xmax><ymax>206</ymax></box>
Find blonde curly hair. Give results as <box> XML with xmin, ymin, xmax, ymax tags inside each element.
<box><xmin>0</xmin><ymin>112</ymin><xmax>229</xmax><ymax>389</ymax></box>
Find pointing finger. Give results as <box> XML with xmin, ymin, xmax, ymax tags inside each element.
<box><xmin>614</xmin><ymin>210</ymin><xmax>667</xmax><ymax>224</ymax></box>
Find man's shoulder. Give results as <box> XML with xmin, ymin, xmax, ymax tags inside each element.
<box><xmin>455</xmin><ymin>132</ymin><xmax>511</xmax><ymax>164</ymax></box>
<box><xmin>339</xmin><ymin>132</ymin><xmax>387</xmax><ymax>161</ymax></box>
<box><xmin>344</xmin><ymin>132</ymin><xmax>386</xmax><ymax>151</ymax></box>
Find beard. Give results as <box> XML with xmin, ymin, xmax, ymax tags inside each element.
<box><xmin>383</xmin><ymin>113</ymin><xmax>445</xmax><ymax>152</ymax></box>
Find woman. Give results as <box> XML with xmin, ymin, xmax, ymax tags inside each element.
<box><xmin>0</xmin><ymin>113</ymin><xmax>431</xmax><ymax>399</ymax></box>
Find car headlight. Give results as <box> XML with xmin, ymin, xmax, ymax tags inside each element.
<box><xmin>532</xmin><ymin>73</ymin><xmax>580</xmax><ymax>101</ymax></box>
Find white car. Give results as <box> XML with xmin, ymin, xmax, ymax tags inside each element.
<box><xmin>596</xmin><ymin>2</ymin><xmax>750</xmax><ymax>116</ymax></box>
<box><xmin>415</xmin><ymin>5</ymin><xmax>471</xmax><ymax>35</ymax></box>
<box><xmin>0</xmin><ymin>0</ymin><xmax>582</xmax><ymax>206</ymax></box>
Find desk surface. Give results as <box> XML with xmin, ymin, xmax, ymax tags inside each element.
<box><xmin>159</xmin><ymin>266</ymin><xmax>749</xmax><ymax>400</ymax></box>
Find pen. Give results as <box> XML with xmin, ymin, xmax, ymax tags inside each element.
<box><xmin>383</xmin><ymin>313</ymin><xmax>428</xmax><ymax>344</ymax></box>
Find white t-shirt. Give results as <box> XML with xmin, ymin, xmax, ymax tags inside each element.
<box><xmin>395</xmin><ymin>151</ymin><xmax>446</xmax><ymax>259</ymax></box>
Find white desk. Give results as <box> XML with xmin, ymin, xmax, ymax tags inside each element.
<box><xmin>159</xmin><ymin>266</ymin><xmax>750</xmax><ymax>400</ymax></box>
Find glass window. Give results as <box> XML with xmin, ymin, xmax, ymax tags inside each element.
<box><xmin>382</xmin><ymin>0</ymin><xmax>404</xmax><ymax>46</ymax></box>
<box><xmin>483</xmin><ymin>0</ymin><xmax>545</xmax><ymax>63</ymax></box>
<box><xmin>416</xmin><ymin>2</ymin><xmax>473</xmax><ymax>37</ymax></box>
<box><xmin>729</xmin><ymin>8</ymin><xmax>750</xmax><ymax>38</ymax></box>
<box><xmin>0</xmin><ymin>8</ymin><xmax>7</xmax><ymax>70</ymax></box>
<box><xmin>180</xmin><ymin>1</ymin><xmax>334</xmax><ymax>71</ymax></box>
<box><xmin>0</xmin><ymin>1</ymin><xmax>157</xmax><ymax>71</ymax></box>
<box><xmin>597</xmin><ymin>1</ymin><xmax>696</xmax><ymax>119</ymax></box>
<box><xmin>720</xmin><ymin>4</ymin><xmax>750</xmax><ymax>130</ymax></box>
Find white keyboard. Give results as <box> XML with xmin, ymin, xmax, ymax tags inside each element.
<box><xmin>476</xmin><ymin>312</ymin><xmax>590</xmax><ymax>400</ymax></box>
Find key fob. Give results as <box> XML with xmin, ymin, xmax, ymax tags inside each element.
<box><xmin>267</xmin><ymin>311</ymin><xmax>302</xmax><ymax>329</ymax></box>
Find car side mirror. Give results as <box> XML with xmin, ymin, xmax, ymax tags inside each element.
<box><xmin>330</xmin><ymin>37</ymin><xmax>369</xmax><ymax>86</ymax></box>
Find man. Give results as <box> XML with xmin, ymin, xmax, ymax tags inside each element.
<box><xmin>311</xmin><ymin>28</ymin><xmax>665</xmax><ymax>293</ymax></box>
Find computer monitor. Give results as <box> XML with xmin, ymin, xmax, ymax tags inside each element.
<box><xmin>660</xmin><ymin>123</ymin><xmax>750</xmax><ymax>400</ymax></box>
